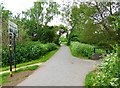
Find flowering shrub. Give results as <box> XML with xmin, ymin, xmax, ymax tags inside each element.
<box><xmin>85</xmin><ymin>53</ymin><xmax>119</xmax><ymax>87</ymax></box>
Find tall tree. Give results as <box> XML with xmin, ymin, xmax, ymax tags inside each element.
<box><xmin>60</xmin><ymin>1</ymin><xmax>72</xmax><ymax>44</ymax></box>
<box><xmin>1</xmin><ymin>3</ymin><xmax>12</xmax><ymax>47</ymax></box>
<box><xmin>21</xmin><ymin>1</ymin><xmax>60</xmax><ymax>43</ymax></box>
<box><xmin>69</xmin><ymin>1</ymin><xmax>120</xmax><ymax>45</ymax></box>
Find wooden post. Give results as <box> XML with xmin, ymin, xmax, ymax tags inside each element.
<box><xmin>94</xmin><ymin>48</ymin><xmax>96</xmax><ymax>53</ymax></box>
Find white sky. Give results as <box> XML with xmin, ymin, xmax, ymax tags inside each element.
<box><xmin>0</xmin><ymin>0</ymin><xmax>69</xmax><ymax>26</ymax></box>
<box><xmin>0</xmin><ymin>0</ymin><xmax>38</xmax><ymax>15</ymax></box>
<box><xmin>0</xmin><ymin>0</ymin><xmax>70</xmax><ymax>15</ymax></box>
<box><xmin>0</xmin><ymin>0</ymin><xmax>115</xmax><ymax>15</ymax></box>
<box><xmin>0</xmin><ymin>0</ymin><xmax>90</xmax><ymax>26</ymax></box>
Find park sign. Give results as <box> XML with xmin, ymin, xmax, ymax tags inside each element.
<box><xmin>8</xmin><ymin>20</ymin><xmax>18</xmax><ymax>35</ymax></box>
<box><xmin>8</xmin><ymin>20</ymin><xmax>18</xmax><ymax>77</ymax></box>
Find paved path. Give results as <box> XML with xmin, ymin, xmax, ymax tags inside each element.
<box><xmin>17</xmin><ymin>45</ymin><xmax>101</xmax><ymax>86</ymax></box>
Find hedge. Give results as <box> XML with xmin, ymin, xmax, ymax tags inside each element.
<box><xmin>2</xmin><ymin>41</ymin><xmax>58</xmax><ymax>67</ymax></box>
<box><xmin>70</xmin><ymin>42</ymin><xmax>106</xmax><ymax>59</ymax></box>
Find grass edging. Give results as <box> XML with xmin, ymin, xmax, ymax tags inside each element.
<box><xmin>2</xmin><ymin>49</ymin><xmax>59</xmax><ymax>71</ymax></box>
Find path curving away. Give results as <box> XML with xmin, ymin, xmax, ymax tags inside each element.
<box><xmin>17</xmin><ymin>45</ymin><xmax>101</xmax><ymax>86</ymax></box>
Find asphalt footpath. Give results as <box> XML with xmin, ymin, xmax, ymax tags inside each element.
<box><xmin>17</xmin><ymin>45</ymin><xmax>101</xmax><ymax>86</ymax></box>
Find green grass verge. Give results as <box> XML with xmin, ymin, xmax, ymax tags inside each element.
<box><xmin>1</xmin><ymin>49</ymin><xmax>58</xmax><ymax>71</ymax></box>
<box><xmin>0</xmin><ymin>65</ymin><xmax>39</xmax><ymax>84</ymax></box>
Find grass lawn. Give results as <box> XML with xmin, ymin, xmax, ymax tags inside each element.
<box><xmin>1</xmin><ymin>49</ymin><xmax>58</xmax><ymax>71</ymax></box>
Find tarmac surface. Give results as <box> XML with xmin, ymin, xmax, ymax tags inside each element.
<box><xmin>17</xmin><ymin>45</ymin><xmax>101</xmax><ymax>86</ymax></box>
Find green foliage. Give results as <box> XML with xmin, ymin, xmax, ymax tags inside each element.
<box><xmin>110</xmin><ymin>12</ymin><xmax>120</xmax><ymax>43</ymax></box>
<box><xmin>111</xmin><ymin>14</ymin><xmax>120</xmax><ymax>30</ymax></box>
<box><xmin>26</xmin><ymin>65</ymin><xmax>39</xmax><ymax>71</ymax></box>
<box><xmin>1</xmin><ymin>5</ymin><xmax>13</xmax><ymax>47</ymax></box>
<box><xmin>1</xmin><ymin>49</ymin><xmax>58</xmax><ymax>71</ymax></box>
<box><xmin>46</xmin><ymin>43</ymin><xmax>58</xmax><ymax>51</ymax></box>
<box><xmin>69</xmin><ymin>33</ymin><xmax>80</xmax><ymax>42</ymax></box>
<box><xmin>70</xmin><ymin>42</ymin><xmax>94</xmax><ymax>59</ymax></box>
<box><xmin>70</xmin><ymin>3</ymin><xmax>105</xmax><ymax>44</ymax></box>
<box><xmin>70</xmin><ymin>42</ymin><xmax>105</xmax><ymax>59</ymax></box>
<box><xmin>36</xmin><ymin>26</ymin><xmax>57</xmax><ymax>43</ymax></box>
<box><xmin>85</xmin><ymin>71</ymin><xmax>96</xmax><ymax>87</ymax></box>
<box><xmin>2</xmin><ymin>42</ymin><xmax>58</xmax><ymax>67</ymax></box>
<box><xmin>85</xmin><ymin>53</ymin><xmax>119</xmax><ymax>87</ymax></box>
<box><xmin>59</xmin><ymin>36</ymin><xmax>68</xmax><ymax>44</ymax></box>
<box><xmin>2</xmin><ymin>48</ymin><xmax>9</xmax><ymax>66</ymax></box>
<box><xmin>69</xmin><ymin>2</ymin><xmax>120</xmax><ymax>45</ymax></box>
<box><xmin>20</xmin><ymin>1</ymin><xmax>60</xmax><ymax>43</ymax></box>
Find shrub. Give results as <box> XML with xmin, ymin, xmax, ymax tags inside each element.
<box><xmin>70</xmin><ymin>42</ymin><xmax>106</xmax><ymax>59</ymax></box>
<box><xmin>2</xmin><ymin>41</ymin><xmax>58</xmax><ymax>67</ymax></box>
<box><xmin>85</xmin><ymin>53</ymin><xmax>119</xmax><ymax>87</ymax></box>
<box><xmin>2</xmin><ymin>48</ymin><xmax>9</xmax><ymax>66</ymax></box>
<box><xmin>46</xmin><ymin>43</ymin><xmax>58</xmax><ymax>52</ymax></box>
<box><xmin>70</xmin><ymin>42</ymin><xmax>94</xmax><ymax>58</ymax></box>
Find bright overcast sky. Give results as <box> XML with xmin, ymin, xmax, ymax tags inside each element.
<box><xmin>0</xmin><ymin>0</ymin><xmax>115</xmax><ymax>15</ymax></box>
<box><xmin>0</xmin><ymin>0</ymin><xmax>68</xmax><ymax>16</ymax></box>
<box><xmin>0</xmin><ymin>0</ymin><xmax>67</xmax><ymax>26</ymax></box>
<box><xmin>0</xmin><ymin>0</ymin><xmax>90</xmax><ymax>26</ymax></box>
<box><xmin>0</xmin><ymin>0</ymin><xmax>38</xmax><ymax>15</ymax></box>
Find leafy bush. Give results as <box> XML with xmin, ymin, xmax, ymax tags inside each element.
<box><xmin>2</xmin><ymin>48</ymin><xmax>9</xmax><ymax>66</ymax></box>
<box><xmin>2</xmin><ymin>41</ymin><xmax>58</xmax><ymax>67</ymax></box>
<box><xmin>70</xmin><ymin>42</ymin><xmax>106</xmax><ymax>59</ymax></box>
<box><xmin>59</xmin><ymin>36</ymin><xmax>68</xmax><ymax>45</ymax></box>
<box><xmin>85</xmin><ymin>53</ymin><xmax>119</xmax><ymax>87</ymax></box>
<box><xmin>46</xmin><ymin>43</ymin><xmax>58</xmax><ymax>52</ymax></box>
<box><xmin>70</xmin><ymin>42</ymin><xmax>94</xmax><ymax>58</ymax></box>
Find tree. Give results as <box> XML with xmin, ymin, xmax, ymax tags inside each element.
<box><xmin>91</xmin><ymin>1</ymin><xmax>120</xmax><ymax>41</ymax></box>
<box><xmin>45</xmin><ymin>1</ymin><xmax>60</xmax><ymax>26</ymax></box>
<box><xmin>20</xmin><ymin>1</ymin><xmax>60</xmax><ymax>43</ymax></box>
<box><xmin>1</xmin><ymin>3</ymin><xmax>12</xmax><ymax>47</ymax></box>
<box><xmin>69</xmin><ymin>1</ymin><xmax>120</xmax><ymax>47</ymax></box>
<box><xmin>109</xmin><ymin>12</ymin><xmax>120</xmax><ymax>43</ymax></box>
<box><xmin>69</xmin><ymin>2</ymin><xmax>100</xmax><ymax>44</ymax></box>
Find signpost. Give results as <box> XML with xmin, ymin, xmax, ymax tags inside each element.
<box><xmin>13</xmin><ymin>33</ymin><xmax>17</xmax><ymax>72</ymax></box>
<box><xmin>8</xmin><ymin>32</ymin><xmax>13</xmax><ymax>77</ymax></box>
<box><xmin>8</xmin><ymin>20</ymin><xmax>18</xmax><ymax>77</ymax></box>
